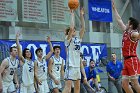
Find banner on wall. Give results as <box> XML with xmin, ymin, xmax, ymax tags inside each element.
<box><xmin>0</xmin><ymin>40</ymin><xmax>107</xmax><ymax>65</ymax></box>
<box><xmin>22</xmin><ymin>0</ymin><xmax>48</xmax><ymax>23</ymax></box>
<box><xmin>88</xmin><ymin>0</ymin><xmax>112</xmax><ymax>22</ymax></box>
<box><xmin>0</xmin><ymin>0</ymin><xmax>18</xmax><ymax>21</ymax></box>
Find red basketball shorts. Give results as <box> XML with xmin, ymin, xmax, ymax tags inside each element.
<box><xmin>122</xmin><ymin>57</ymin><xmax>140</xmax><ymax>76</ymax></box>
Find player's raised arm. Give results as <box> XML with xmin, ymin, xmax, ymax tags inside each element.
<box><xmin>44</xmin><ymin>36</ymin><xmax>53</xmax><ymax>60</ymax></box>
<box><xmin>112</xmin><ymin>0</ymin><xmax>126</xmax><ymax>31</ymax></box>
<box><xmin>79</xmin><ymin>8</ymin><xmax>85</xmax><ymax>39</ymax></box>
<box><xmin>67</xmin><ymin>10</ymin><xmax>75</xmax><ymax>41</ymax></box>
<box><xmin>16</xmin><ymin>33</ymin><xmax>24</xmax><ymax>62</ymax></box>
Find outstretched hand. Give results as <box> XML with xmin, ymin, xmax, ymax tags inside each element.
<box><xmin>112</xmin><ymin>0</ymin><xmax>115</xmax><ymax>9</ymax></box>
<box><xmin>80</xmin><ymin>8</ymin><xmax>84</xmax><ymax>15</ymax></box>
<box><xmin>70</xmin><ymin>9</ymin><xmax>74</xmax><ymax>13</ymax></box>
<box><xmin>16</xmin><ymin>32</ymin><xmax>21</xmax><ymax>38</ymax></box>
<box><xmin>46</xmin><ymin>36</ymin><xmax>51</xmax><ymax>42</ymax></box>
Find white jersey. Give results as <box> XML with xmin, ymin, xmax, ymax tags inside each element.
<box><xmin>36</xmin><ymin>58</ymin><xmax>47</xmax><ymax>81</ymax></box>
<box><xmin>21</xmin><ymin>59</ymin><xmax>34</xmax><ymax>86</ymax></box>
<box><xmin>52</xmin><ymin>56</ymin><xmax>63</xmax><ymax>79</ymax></box>
<box><xmin>2</xmin><ymin>57</ymin><xmax>19</xmax><ymax>82</ymax></box>
<box><xmin>65</xmin><ymin>36</ymin><xmax>81</xmax><ymax>67</ymax></box>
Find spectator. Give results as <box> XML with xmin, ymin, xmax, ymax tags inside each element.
<box><xmin>80</xmin><ymin>59</ymin><xmax>100</xmax><ymax>93</ymax></box>
<box><xmin>106</xmin><ymin>53</ymin><xmax>123</xmax><ymax>93</ymax></box>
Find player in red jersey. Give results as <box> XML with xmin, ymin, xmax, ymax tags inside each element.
<box><xmin>112</xmin><ymin>0</ymin><xmax>140</xmax><ymax>93</ymax></box>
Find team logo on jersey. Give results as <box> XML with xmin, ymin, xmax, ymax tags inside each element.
<box><xmin>73</xmin><ymin>37</ymin><xmax>81</xmax><ymax>51</ymax></box>
<box><xmin>9</xmin><ymin>68</ymin><xmax>16</xmax><ymax>75</ymax></box>
<box><xmin>27</xmin><ymin>62</ymin><xmax>34</xmax><ymax>72</ymax></box>
<box><xmin>40</xmin><ymin>64</ymin><xmax>46</xmax><ymax>72</ymax></box>
<box><xmin>73</xmin><ymin>37</ymin><xmax>80</xmax><ymax>45</ymax></box>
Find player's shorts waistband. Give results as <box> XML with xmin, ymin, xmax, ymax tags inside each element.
<box><xmin>124</xmin><ymin>56</ymin><xmax>137</xmax><ymax>60</ymax></box>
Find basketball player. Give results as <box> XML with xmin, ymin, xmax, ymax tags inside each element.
<box><xmin>48</xmin><ymin>46</ymin><xmax>64</xmax><ymax>93</ymax></box>
<box><xmin>112</xmin><ymin>1</ymin><xmax>140</xmax><ymax>93</ymax></box>
<box><xmin>62</xmin><ymin>8</ymin><xmax>86</xmax><ymax>93</ymax></box>
<box><xmin>34</xmin><ymin>36</ymin><xmax>53</xmax><ymax>93</ymax></box>
<box><xmin>0</xmin><ymin>46</ymin><xmax>19</xmax><ymax>93</ymax></box>
<box><xmin>16</xmin><ymin>33</ymin><xmax>35</xmax><ymax>93</ymax></box>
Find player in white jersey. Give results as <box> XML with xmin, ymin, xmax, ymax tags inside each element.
<box><xmin>34</xmin><ymin>36</ymin><xmax>53</xmax><ymax>93</ymax></box>
<box><xmin>62</xmin><ymin>8</ymin><xmax>86</xmax><ymax>93</ymax></box>
<box><xmin>16</xmin><ymin>33</ymin><xmax>35</xmax><ymax>93</ymax></box>
<box><xmin>48</xmin><ymin>46</ymin><xmax>64</xmax><ymax>93</ymax></box>
<box><xmin>0</xmin><ymin>46</ymin><xmax>19</xmax><ymax>93</ymax></box>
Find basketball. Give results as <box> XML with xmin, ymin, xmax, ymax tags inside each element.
<box><xmin>68</xmin><ymin>0</ymin><xmax>79</xmax><ymax>10</ymax></box>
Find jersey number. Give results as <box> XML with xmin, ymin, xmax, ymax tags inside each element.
<box><xmin>56</xmin><ymin>66</ymin><xmax>59</xmax><ymax>71</ymax></box>
<box><xmin>75</xmin><ymin>45</ymin><xmax>80</xmax><ymax>50</ymax></box>
<box><xmin>29</xmin><ymin>67</ymin><xmax>33</xmax><ymax>72</ymax></box>
<box><xmin>43</xmin><ymin>66</ymin><xmax>45</xmax><ymax>72</ymax></box>
<box><xmin>10</xmin><ymin>70</ymin><xmax>14</xmax><ymax>75</ymax></box>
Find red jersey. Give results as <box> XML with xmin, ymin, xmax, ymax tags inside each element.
<box><xmin>122</xmin><ymin>30</ymin><xmax>138</xmax><ymax>57</ymax></box>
